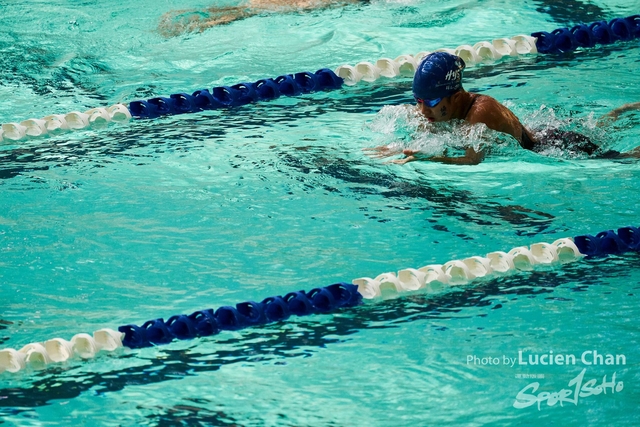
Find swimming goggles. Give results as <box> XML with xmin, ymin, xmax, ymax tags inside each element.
<box><xmin>413</xmin><ymin>95</ymin><xmax>442</xmax><ymax>108</ymax></box>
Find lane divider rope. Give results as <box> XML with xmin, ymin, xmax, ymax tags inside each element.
<box><xmin>0</xmin><ymin>15</ymin><xmax>637</xmax><ymax>144</ymax></box>
<box><xmin>2</xmin><ymin>226</ymin><xmax>639</xmax><ymax>374</ymax></box>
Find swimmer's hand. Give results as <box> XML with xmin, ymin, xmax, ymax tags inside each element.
<box><xmin>388</xmin><ymin>149</ymin><xmax>420</xmax><ymax>164</ymax></box>
<box><xmin>362</xmin><ymin>144</ymin><xmax>405</xmax><ymax>159</ymax></box>
<box><xmin>363</xmin><ymin>147</ymin><xmax>435</xmax><ymax>164</ymax></box>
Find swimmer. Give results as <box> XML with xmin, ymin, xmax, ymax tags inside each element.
<box><xmin>365</xmin><ymin>52</ymin><xmax>640</xmax><ymax>165</ymax></box>
<box><xmin>158</xmin><ymin>0</ymin><xmax>366</xmax><ymax>37</ymax></box>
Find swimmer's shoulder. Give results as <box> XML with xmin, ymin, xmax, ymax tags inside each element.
<box><xmin>464</xmin><ymin>94</ymin><xmax>508</xmax><ymax>124</ymax></box>
<box><xmin>464</xmin><ymin>94</ymin><xmax>525</xmax><ymax>140</ymax></box>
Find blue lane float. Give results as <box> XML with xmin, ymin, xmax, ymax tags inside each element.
<box><xmin>532</xmin><ymin>15</ymin><xmax>640</xmax><ymax>54</ymax></box>
<box><xmin>129</xmin><ymin>68</ymin><xmax>343</xmax><ymax>119</ymax></box>
<box><xmin>117</xmin><ymin>282</ymin><xmax>362</xmax><ymax>349</ymax></box>
<box><xmin>573</xmin><ymin>226</ymin><xmax>640</xmax><ymax>257</ymax></box>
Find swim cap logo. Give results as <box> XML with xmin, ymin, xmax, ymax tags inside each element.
<box><xmin>445</xmin><ymin>69</ymin><xmax>461</xmax><ymax>81</ymax></box>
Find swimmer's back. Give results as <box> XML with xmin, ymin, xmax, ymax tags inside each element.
<box><xmin>531</xmin><ymin>129</ymin><xmax>621</xmax><ymax>158</ymax></box>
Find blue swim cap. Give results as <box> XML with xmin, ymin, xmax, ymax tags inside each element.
<box><xmin>413</xmin><ymin>52</ymin><xmax>466</xmax><ymax>100</ymax></box>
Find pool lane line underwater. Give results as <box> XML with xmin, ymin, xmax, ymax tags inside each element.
<box><xmin>1</xmin><ymin>226</ymin><xmax>639</xmax><ymax>374</ymax></box>
<box><xmin>0</xmin><ymin>15</ymin><xmax>638</xmax><ymax>143</ymax></box>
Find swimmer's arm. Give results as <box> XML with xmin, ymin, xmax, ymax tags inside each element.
<box><xmin>159</xmin><ymin>5</ymin><xmax>255</xmax><ymax>37</ymax></box>
<box><xmin>429</xmin><ymin>147</ymin><xmax>486</xmax><ymax>165</ymax></box>
<box><xmin>393</xmin><ymin>147</ymin><xmax>485</xmax><ymax>165</ymax></box>
<box><xmin>598</xmin><ymin>102</ymin><xmax>640</xmax><ymax>124</ymax></box>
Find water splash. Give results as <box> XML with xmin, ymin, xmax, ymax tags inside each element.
<box><xmin>367</xmin><ymin>104</ymin><xmax>514</xmax><ymax>158</ymax></box>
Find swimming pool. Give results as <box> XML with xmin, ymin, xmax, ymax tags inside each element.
<box><xmin>1</xmin><ymin>0</ymin><xmax>640</xmax><ymax>425</ymax></box>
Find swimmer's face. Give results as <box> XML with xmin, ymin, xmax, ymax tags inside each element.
<box><xmin>415</xmin><ymin>96</ymin><xmax>453</xmax><ymax>123</ymax></box>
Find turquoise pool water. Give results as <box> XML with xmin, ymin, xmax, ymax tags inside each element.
<box><xmin>1</xmin><ymin>0</ymin><xmax>639</xmax><ymax>425</ymax></box>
